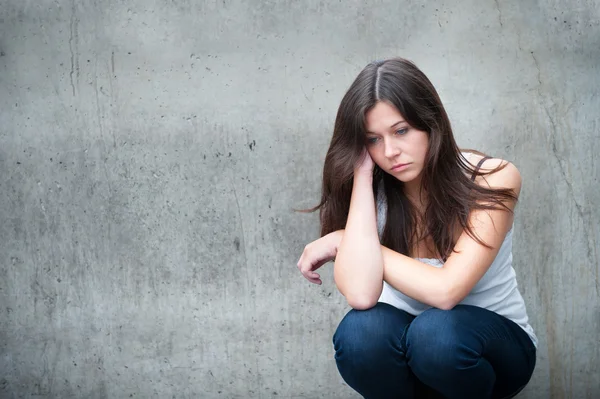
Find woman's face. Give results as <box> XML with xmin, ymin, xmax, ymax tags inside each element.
<box><xmin>364</xmin><ymin>101</ymin><xmax>430</xmax><ymax>185</ymax></box>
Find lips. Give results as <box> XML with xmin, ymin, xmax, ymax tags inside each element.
<box><xmin>391</xmin><ymin>163</ymin><xmax>411</xmax><ymax>171</ymax></box>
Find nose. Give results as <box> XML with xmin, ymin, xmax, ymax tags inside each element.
<box><xmin>384</xmin><ymin>137</ymin><xmax>400</xmax><ymax>159</ymax></box>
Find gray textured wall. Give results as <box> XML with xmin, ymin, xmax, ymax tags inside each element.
<box><xmin>1</xmin><ymin>0</ymin><xmax>598</xmax><ymax>398</ymax></box>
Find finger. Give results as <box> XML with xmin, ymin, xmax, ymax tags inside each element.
<box><xmin>302</xmin><ymin>259</ymin><xmax>326</xmax><ymax>275</ymax></box>
<box><xmin>299</xmin><ymin>261</ymin><xmax>314</xmax><ymax>275</ymax></box>
<box><xmin>302</xmin><ymin>269</ymin><xmax>321</xmax><ymax>282</ymax></box>
<box><xmin>304</xmin><ymin>274</ymin><xmax>322</xmax><ymax>285</ymax></box>
<box><xmin>301</xmin><ymin>268</ymin><xmax>318</xmax><ymax>279</ymax></box>
<box><xmin>305</xmin><ymin>270</ymin><xmax>321</xmax><ymax>280</ymax></box>
<box><xmin>300</xmin><ymin>267</ymin><xmax>314</xmax><ymax>278</ymax></box>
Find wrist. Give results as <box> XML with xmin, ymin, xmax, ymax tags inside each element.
<box><xmin>353</xmin><ymin>170</ymin><xmax>373</xmax><ymax>183</ymax></box>
<box><xmin>330</xmin><ymin>229</ymin><xmax>345</xmax><ymax>254</ymax></box>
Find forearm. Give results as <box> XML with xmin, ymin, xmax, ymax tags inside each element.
<box><xmin>334</xmin><ymin>172</ymin><xmax>383</xmax><ymax>309</ymax></box>
<box><xmin>381</xmin><ymin>246</ymin><xmax>454</xmax><ymax>310</ymax></box>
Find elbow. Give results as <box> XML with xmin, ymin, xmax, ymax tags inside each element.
<box><xmin>346</xmin><ymin>295</ymin><xmax>379</xmax><ymax>310</ymax></box>
<box><xmin>431</xmin><ymin>272</ymin><xmax>466</xmax><ymax>310</ymax></box>
<box><xmin>344</xmin><ymin>286</ymin><xmax>383</xmax><ymax>310</ymax></box>
<box><xmin>436</xmin><ymin>288</ymin><xmax>463</xmax><ymax>311</ymax></box>
<box><xmin>334</xmin><ymin>268</ymin><xmax>383</xmax><ymax>311</ymax></box>
<box><xmin>436</xmin><ymin>299</ymin><xmax>458</xmax><ymax>311</ymax></box>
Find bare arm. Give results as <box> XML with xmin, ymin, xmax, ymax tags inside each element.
<box><xmin>380</xmin><ymin>160</ymin><xmax>521</xmax><ymax>309</ymax></box>
<box><xmin>333</xmin><ymin>167</ymin><xmax>384</xmax><ymax>310</ymax></box>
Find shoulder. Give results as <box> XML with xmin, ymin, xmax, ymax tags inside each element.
<box><xmin>467</xmin><ymin>153</ymin><xmax>522</xmax><ymax>197</ymax></box>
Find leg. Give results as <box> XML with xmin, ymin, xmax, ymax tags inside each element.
<box><xmin>332</xmin><ymin>302</ymin><xmax>418</xmax><ymax>399</ymax></box>
<box><xmin>405</xmin><ymin>305</ymin><xmax>537</xmax><ymax>399</ymax></box>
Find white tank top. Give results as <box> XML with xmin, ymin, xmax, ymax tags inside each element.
<box><xmin>376</xmin><ymin>152</ymin><xmax>538</xmax><ymax>347</ymax></box>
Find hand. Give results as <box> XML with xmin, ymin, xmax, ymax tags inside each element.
<box><xmin>297</xmin><ymin>230</ymin><xmax>344</xmax><ymax>285</ymax></box>
<box><xmin>355</xmin><ymin>148</ymin><xmax>374</xmax><ymax>176</ymax></box>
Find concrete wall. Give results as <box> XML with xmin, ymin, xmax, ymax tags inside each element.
<box><xmin>1</xmin><ymin>0</ymin><xmax>598</xmax><ymax>397</ymax></box>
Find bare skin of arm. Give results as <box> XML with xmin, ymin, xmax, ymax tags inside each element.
<box><xmin>332</xmin><ymin>150</ymin><xmax>384</xmax><ymax>309</ymax></box>
<box><xmin>299</xmin><ymin>156</ymin><xmax>521</xmax><ymax>311</ymax></box>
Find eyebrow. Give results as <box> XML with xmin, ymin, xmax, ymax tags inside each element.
<box><xmin>366</xmin><ymin>120</ymin><xmax>406</xmax><ymax>134</ymax></box>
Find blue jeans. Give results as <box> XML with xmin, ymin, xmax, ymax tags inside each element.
<box><xmin>333</xmin><ymin>303</ymin><xmax>536</xmax><ymax>399</ymax></box>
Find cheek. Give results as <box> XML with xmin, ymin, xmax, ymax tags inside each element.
<box><xmin>366</xmin><ymin>147</ymin><xmax>383</xmax><ymax>165</ymax></box>
<box><xmin>415</xmin><ymin>134</ymin><xmax>429</xmax><ymax>159</ymax></box>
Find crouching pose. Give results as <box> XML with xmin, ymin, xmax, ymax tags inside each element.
<box><xmin>297</xmin><ymin>58</ymin><xmax>537</xmax><ymax>399</ymax></box>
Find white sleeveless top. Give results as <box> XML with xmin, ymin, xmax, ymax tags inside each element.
<box><xmin>376</xmin><ymin>152</ymin><xmax>538</xmax><ymax>347</ymax></box>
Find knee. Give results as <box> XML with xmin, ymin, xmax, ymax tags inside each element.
<box><xmin>406</xmin><ymin>307</ymin><xmax>480</xmax><ymax>371</ymax></box>
<box><xmin>333</xmin><ymin>303</ymin><xmax>403</xmax><ymax>365</ymax></box>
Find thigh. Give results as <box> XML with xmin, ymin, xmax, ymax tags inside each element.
<box><xmin>333</xmin><ymin>302</ymin><xmax>419</xmax><ymax>399</ymax></box>
<box><xmin>467</xmin><ymin>307</ymin><xmax>537</xmax><ymax>398</ymax></box>
<box><xmin>410</xmin><ymin>305</ymin><xmax>536</xmax><ymax>398</ymax></box>
<box><xmin>333</xmin><ymin>302</ymin><xmax>415</xmax><ymax>363</ymax></box>
<box><xmin>334</xmin><ymin>302</ymin><xmax>414</xmax><ymax>343</ymax></box>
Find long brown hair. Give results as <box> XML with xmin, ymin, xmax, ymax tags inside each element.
<box><xmin>302</xmin><ymin>57</ymin><xmax>517</xmax><ymax>261</ymax></box>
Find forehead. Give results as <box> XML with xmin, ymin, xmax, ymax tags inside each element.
<box><xmin>365</xmin><ymin>101</ymin><xmax>406</xmax><ymax>131</ymax></box>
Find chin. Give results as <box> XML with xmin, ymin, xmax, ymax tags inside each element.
<box><xmin>389</xmin><ymin>170</ymin><xmax>421</xmax><ymax>184</ymax></box>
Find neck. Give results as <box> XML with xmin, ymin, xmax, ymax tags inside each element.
<box><xmin>403</xmin><ymin>176</ymin><xmax>426</xmax><ymax>207</ymax></box>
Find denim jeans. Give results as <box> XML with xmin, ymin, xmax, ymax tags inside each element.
<box><xmin>333</xmin><ymin>303</ymin><xmax>536</xmax><ymax>399</ymax></box>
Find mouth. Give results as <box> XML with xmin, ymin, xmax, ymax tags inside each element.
<box><xmin>391</xmin><ymin>163</ymin><xmax>411</xmax><ymax>171</ymax></box>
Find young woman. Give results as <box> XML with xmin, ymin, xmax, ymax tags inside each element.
<box><xmin>297</xmin><ymin>58</ymin><xmax>537</xmax><ymax>398</ymax></box>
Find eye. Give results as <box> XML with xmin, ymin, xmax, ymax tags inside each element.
<box><xmin>366</xmin><ymin>137</ymin><xmax>379</xmax><ymax>145</ymax></box>
<box><xmin>395</xmin><ymin>128</ymin><xmax>408</xmax><ymax>135</ymax></box>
